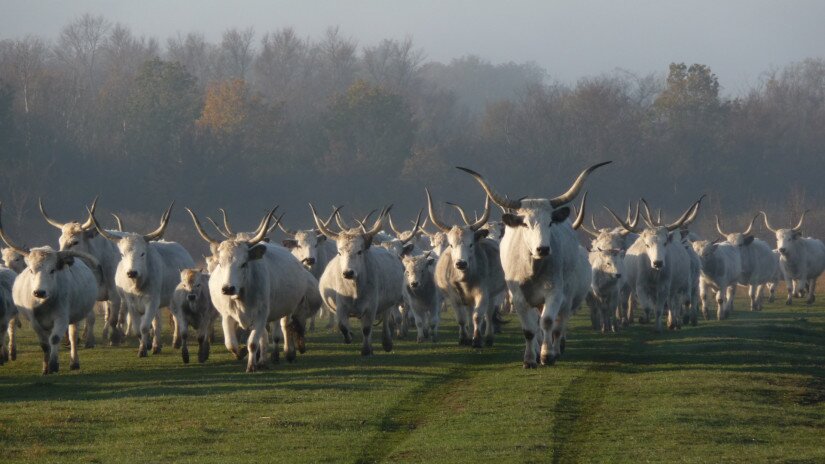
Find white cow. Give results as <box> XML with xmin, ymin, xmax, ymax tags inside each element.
<box><xmin>692</xmin><ymin>240</ymin><xmax>742</xmax><ymax>320</ymax></box>
<box><xmin>400</xmin><ymin>250</ymin><xmax>441</xmax><ymax>342</ymax></box>
<box><xmin>190</xmin><ymin>208</ymin><xmax>321</xmax><ymax>372</ymax></box>
<box><xmin>89</xmin><ymin>203</ymin><xmax>195</xmax><ymax>357</ymax></box>
<box><xmin>458</xmin><ymin>163</ymin><xmax>606</xmax><ymax>367</ymax></box>
<box><xmin>716</xmin><ymin>215</ymin><xmax>779</xmax><ymax>311</ymax></box>
<box><xmin>0</xmin><ymin>206</ymin><xmax>100</xmax><ymax>374</ymax></box>
<box><xmin>761</xmin><ymin>211</ymin><xmax>825</xmax><ymax>305</ymax></box>
<box><xmin>0</xmin><ymin>263</ymin><xmax>16</xmax><ymax>365</ymax></box>
<box><xmin>587</xmin><ymin>248</ymin><xmax>625</xmax><ymax>333</ymax></box>
<box><xmin>313</xmin><ymin>206</ymin><xmax>404</xmax><ymax>357</ymax></box>
<box><xmin>170</xmin><ymin>269</ymin><xmax>218</xmax><ymax>364</ymax></box>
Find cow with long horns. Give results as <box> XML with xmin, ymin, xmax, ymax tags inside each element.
<box><xmin>761</xmin><ymin>211</ymin><xmax>825</xmax><ymax>305</ymax></box>
<box><xmin>427</xmin><ymin>191</ymin><xmax>506</xmax><ymax>347</ymax></box>
<box><xmin>0</xmin><ymin>204</ymin><xmax>101</xmax><ymax>374</ymax></box>
<box><xmin>313</xmin><ymin>205</ymin><xmax>404</xmax><ymax>356</ymax></box>
<box><xmin>89</xmin><ymin>203</ymin><xmax>195</xmax><ymax>357</ymax></box>
<box><xmin>691</xmin><ymin>239</ymin><xmax>742</xmax><ymax>320</ymax></box>
<box><xmin>188</xmin><ymin>208</ymin><xmax>322</xmax><ymax>372</ymax></box>
<box><xmin>458</xmin><ymin>163</ymin><xmax>608</xmax><ymax>367</ymax></box>
<box><xmin>606</xmin><ymin>198</ymin><xmax>701</xmax><ymax>332</ymax></box>
<box><xmin>716</xmin><ymin>214</ymin><xmax>779</xmax><ymax>311</ymax></box>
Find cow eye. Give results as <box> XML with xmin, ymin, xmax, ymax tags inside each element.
<box><xmin>50</xmin><ymin>269</ymin><xmax>55</xmax><ymax>274</ymax></box>
<box><xmin>357</xmin><ymin>250</ymin><xmax>363</xmax><ymax>255</ymax></box>
<box><xmin>196</xmin><ymin>283</ymin><xmax>201</xmax><ymax>288</ymax></box>
<box><xmin>241</xmin><ymin>262</ymin><xmax>248</xmax><ymax>268</ymax></box>
<box><xmin>140</xmin><ymin>252</ymin><xmax>145</xmax><ymax>257</ymax></box>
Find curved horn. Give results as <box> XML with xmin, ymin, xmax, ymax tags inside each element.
<box><xmin>360</xmin><ymin>209</ymin><xmax>377</xmax><ymax>227</ymax></box>
<box><xmin>571</xmin><ymin>192</ymin><xmax>588</xmax><ymax>230</ymax></box>
<box><xmin>604</xmin><ymin>205</ymin><xmax>639</xmax><ymax>233</ymax></box>
<box><xmin>715</xmin><ymin>215</ymin><xmax>728</xmax><ymax>237</ymax></box>
<box><xmin>388</xmin><ymin>212</ymin><xmax>403</xmax><ymax>236</ymax></box>
<box><xmin>666</xmin><ymin>198</ymin><xmax>702</xmax><ymax>232</ymax></box>
<box><xmin>143</xmin><ymin>201</ymin><xmax>174</xmax><ymax>242</ymax></box>
<box><xmin>793</xmin><ymin>209</ymin><xmax>809</xmax><ymax>232</ymax></box>
<box><xmin>456</xmin><ymin>166</ymin><xmax>522</xmax><ymax>210</ymax></box>
<box><xmin>185</xmin><ymin>208</ymin><xmax>220</xmax><ymax>245</ymax></box>
<box><xmin>111</xmin><ymin>213</ymin><xmax>125</xmax><ymax>232</ymax></box>
<box><xmin>742</xmin><ymin>214</ymin><xmax>758</xmax><ymax>236</ymax></box>
<box><xmin>277</xmin><ymin>221</ymin><xmax>297</xmax><ymax>237</ymax></box>
<box><xmin>38</xmin><ymin>198</ymin><xmax>66</xmax><ymax>230</ymax></box>
<box><xmin>425</xmin><ymin>188</ymin><xmax>451</xmax><ymax>233</ymax></box>
<box><xmin>628</xmin><ymin>200</ymin><xmax>641</xmax><ymax>228</ymax></box>
<box><xmin>334</xmin><ymin>208</ymin><xmax>351</xmax><ymax>231</ymax></box>
<box><xmin>58</xmin><ymin>249</ymin><xmax>101</xmax><ymax>270</ymax></box>
<box><xmin>683</xmin><ymin>194</ymin><xmax>705</xmax><ymax>227</ymax></box>
<box><xmin>760</xmin><ymin>211</ymin><xmax>777</xmax><ymax>233</ymax></box>
<box><xmin>470</xmin><ymin>196</ymin><xmax>491</xmax><ymax>231</ymax></box>
<box><xmin>218</xmin><ymin>208</ymin><xmax>234</xmax><ymax>235</ymax></box>
<box><xmin>400</xmin><ymin>209</ymin><xmax>424</xmax><ymax>245</ymax></box>
<box><xmin>656</xmin><ymin>208</ymin><xmax>662</xmax><ymax>225</ymax></box>
<box><xmin>0</xmin><ymin>202</ymin><xmax>29</xmax><ymax>256</ymax></box>
<box><xmin>445</xmin><ymin>202</ymin><xmax>472</xmax><ymax>226</ymax></box>
<box><xmin>310</xmin><ymin>204</ymin><xmax>340</xmax><ymax>240</ymax></box>
<box><xmin>625</xmin><ymin>201</ymin><xmax>633</xmax><ymax>223</ymax></box>
<box><xmin>205</xmin><ymin>217</ymin><xmax>233</xmax><ymax>239</ymax></box>
<box><xmin>365</xmin><ymin>205</ymin><xmax>390</xmax><ymax>238</ymax></box>
<box><xmin>549</xmin><ymin>161</ymin><xmax>612</xmax><ymax>208</ymax></box>
<box><xmin>248</xmin><ymin>208</ymin><xmax>278</xmax><ymax>245</ymax></box>
<box><xmin>86</xmin><ymin>206</ymin><xmax>122</xmax><ymax>242</ymax></box>
<box><xmin>80</xmin><ymin>196</ymin><xmax>99</xmax><ymax>230</ymax></box>
<box><xmin>640</xmin><ymin>199</ymin><xmax>656</xmax><ymax>227</ymax></box>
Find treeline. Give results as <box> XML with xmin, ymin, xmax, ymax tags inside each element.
<box><xmin>1</xmin><ymin>14</ymin><xmax>824</xmax><ymax>255</ymax></box>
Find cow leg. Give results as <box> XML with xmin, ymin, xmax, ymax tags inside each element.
<box><xmin>151</xmin><ymin>312</ymin><xmax>163</xmax><ymax>354</ymax></box>
<box><xmin>727</xmin><ymin>284</ymin><xmax>737</xmax><ymax>315</ymax></box>
<box><xmin>197</xmin><ymin>326</ymin><xmax>210</xmax><ymax>363</ymax></box>
<box><xmin>412</xmin><ymin>305</ymin><xmax>427</xmax><ymax>343</ymax></box>
<box><xmin>281</xmin><ymin>316</ymin><xmax>296</xmax><ymax>363</ymax></box>
<box><xmin>806</xmin><ymin>278</ymin><xmax>817</xmax><ymax>305</ymax></box>
<box><xmin>84</xmin><ymin>309</ymin><xmax>96</xmax><ymax>348</ymax></box>
<box><xmin>68</xmin><ymin>323</ymin><xmax>80</xmax><ymax>370</ymax></box>
<box><xmin>35</xmin><ymin>326</ymin><xmax>50</xmax><ymax>375</ymax></box>
<box><xmin>101</xmin><ymin>301</ymin><xmax>110</xmax><ymax>341</ymax></box>
<box><xmin>222</xmin><ymin>316</ymin><xmax>245</xmax><ymax>359</ymax></box>
<box><xmin>786</xmin><ymin>276</ymin><xmax>795</xmax><ymax>305</ymax></box>
<box><xmin>453</xmin><ymin>299</ymin><xmax>471</xmax><ymax>346</ymax></box>
<box><xmin>539</xmin><ymin>292</ymin><xmax>564</xmax><ymax>365</ymax></box>
<box><xmin>698</xmin><ymin>281</ymin><xmax>709</xmax><ymax>320</ymax></box>
<box><xmin>8</xmin><ymin>316</ymin><xmax>17</xmax><ymax>361</ymax></box>
<box><xmin>245</xmin><ymin>326</ymin><xmax>261</xmax><ymax>372</ymax></box>
<box><xmin>337</xmin><ymin>303</ymin><xmax>353</xmax><ymax>344</ymax></box>
<box><xmin>470</xmin><ymin>298</ymin><xmax>487</xmax><ymax>348</ymax></box>
<box><xmin>257</xmin><ymin>326</ymin><xmax>269</xmax><ymax>369</ymax></box>
<box><xmin>358</xmin><ymin>309</ymin><xmax>375</xmax><ymax>356</ymax></box>
<box><xmin>47</xmin><ymin>319</ymin><xmax>68</xmax><ymax>374</ymax></box>
<box><xmin>171</xmin><ymin>311</ymin><xmax>182</xmax><ymax>349</ymax></box>
<box><xmin>179</xmin><ymin>318</ymin><xmax>190</xmax><ymax>364</ymax></box>
<box><xmin>0</xmin><ymin>322</ymin><xmax>9</xmax><ymax>364</ymax></box>
<box><xmin>430</xmin><ymin>297</ymin><xmax>441</xmax><ymax>342</ymax></box>
<box><xmin>481</xmin><ymin>300</ymin><xmax>495</xmax><ymax>347</ymax></box>
<box><xmin>381</xmin><ymin>307</ymin><xmax>394</xmax><ymax>353</ymax></box>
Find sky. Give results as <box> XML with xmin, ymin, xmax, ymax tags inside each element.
<box><xmin>1</xmin><ymin>0</ymin><xmax>824</xmax><ymax>94</ymax></box>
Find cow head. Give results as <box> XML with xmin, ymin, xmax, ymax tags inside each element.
<box><xmin>691</xmin><ymin>240</ymin><xmax>719</xmax><ymax>261</ymax></box>
<box><xmin>457</xmin><ymin>163</ymin><xmax>610</xmax><ymax>262</ymax></box>
<box><xmin>590</xmin><ymin>247</ymin><xmax>624</xmax><ymax>284</ymax></box>
<box><xmin>716</xmin><ymin>214</ymin><xmax>757</xmax><ymax>247</ymax></box>
<box><xmin>281</xmin><ymin>226</ymin><xmax>326</xmax><ymax>269</ymax></box>
<box><xmin>402</xmin><ymin>251</ymin><xmax>435</xmax><ymax>290</ymax></box>
<box><xmin>179</xmin><ymin>268</ymin><xmax>206</xmax><ymax>302</ymax></box>
<box><xmin>426</xmin><ymin>189</ymin><xmax>490</xmax><ymax>276</ymax></box>
<box><xmin>188</xmin><ymin>207</ymin><xmax>278</xmax><ymax>300</ymax></box>
<box><xmin>762</xmin><ymin>210</ymin><xmax>807</xmax><ymax>257</ymax></box>
<box><xmin>39</xmin><ymin>198</ymin><xmax>104</xmax><ymax>252</ymax></box>
<box><xmin>2</xmin><ymin>247</ymin><xmax>26</xmax><ymax>273</ymax></box>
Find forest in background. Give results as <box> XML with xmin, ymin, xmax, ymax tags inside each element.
<box><xmin>1</xmin><ymin>14</ymin><xmax>823</xmax><ymax>255</ymax></box>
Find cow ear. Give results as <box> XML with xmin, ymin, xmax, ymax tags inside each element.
<box><xmin>316</xmin><ymin>235</ymin><xmax>327</xmax><ymax>244</ymax></box>
<box><xmin>667</xmin><ymin>233</ymin><xmax>674</xmax><ymax>243</ymax></box>
<box><xmin>401</xmin><ymin>243</ymin><xmax>414</xmax><ymax>257</ymax></box>
<box><xmin>282</xmin><ymin>239</ymin><xmax>298</xmax><ymax>249</ymax></box>
<box><xmin>743</xmin><ymin>235</ymin><xmax>754</xmax><ymax>245</ymax></box>
<box><xmin>793</xmin><ymin>231</ymin><xmax>801</xmax><ymax>239</ymax></box>
<box><xmin>679</xmin><ymin>229</ymin><xmax>690</xmax><ymax>239</ymax></box>
<box><xmin>57</xmin><ymin>256</ymin><xmax>75</xmax><ymax>270</ymax></box>
<box><xmin>551</xmin><ymin>207</ymin><xmax>570</xmax><ymax>223</ymax></box>
<box><xmin>364</xmin><ymin>235</ymin><xmax>374</xmax><ymax>249</ymax></box>
<box><xmin>85</xmin><ymin>229</ymin><xmax>99</xmax><ymax>239</ymax></box>
<box><xmin>711</xmin><ymin>243</ymin><xmax>719</xmax><ymax>253</ymax></box>
<box><xmin>248</xmin><ymin>244</ymin><xmax>267</xmax><ymax>261</ymax></box>
<box><xmin>474</xmin><ymin>229</ymin><xmax>489</xmax><ymax>241</ymax></box>
<box><xmin>502</xmin><ymin>213</ymin><xmax>525</xmax><ymax>228</ymax></box>
<box><xmin>427</xmin><ymin>257</ymin><xmax>435</xmax><ymax>266</ymax></box>
<box><xmin>262</xmin><ymin>237</ymin><xmax>270</xmax><ymax>243</ymax></box>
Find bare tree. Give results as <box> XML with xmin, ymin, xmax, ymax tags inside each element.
<box><xmin>220</xmin><ymin>27</ymin><xmax>255</xmax><ymax>80</ymax></box>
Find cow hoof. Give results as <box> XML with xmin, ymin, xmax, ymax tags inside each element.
<box><xmin>70</xmin><ymin>362</ymin><xmax>80</xmax><ymax>370</ymax></box>
<box><xmin>10</xmin><ymin>347</ymin><xmax>16</xmax><ymax>361</ymax></box>
<box><xmin>786</xmin><ymin>300</ymin><xmax>792</xmax><ymax>306</ymax></box>
<box><xmin>540</xmin><ymin>354</ymin><xmax>556</xmax><ymax>366</ymax></box>
<box><xmin>485</xmin><ymin>337</ymin><xmax>494</xmax><ymax>347</ymax></box>
<box><xmin>559</xmin><ymin>338</ymin><xmax>566</xmax><ymax>354</ymax></box>
<box><xmin>297</xmin><ymin>338</ymin><xmax>307</xmax><ymax>354</ymax></box>
<box><xmin>237</xmin><ymin>347</ymin><xmax>248</xmax><ymax>360</ymax></box>
<box><xmin>49</xmin><ymin>361</ymin><xmax>59</xmax><ymax>374</ymax></box>
<box><xmin>198</xmin><ymin>353</ymin><xmax>208</xmax><ymax>364</ymax></box>
<box><xmin>286</xmin><ymin>351</ymin><xmax>296</xmax><ymax>363</ymax></box>
<box><xmin>361</xmin><ymin>347</ymin><xmax>373</xmax><ymax>356</ymax></box>
<box><xmin>152</xmin><ymin>346</ymin><xmax>162</xmax><ymax>355</ymax></box>
<box><xmin>246</xmin><ymin>365</ymin><xmax>256</xmax><ymax>373</ymax></box>
<box><xmin>682</xmin><ymin>314</ymin><xmax>690</xmax><ymax>324</ymax></box>
<box><xmin>182</xmin><ymin>351</ymin><xmax>190</xmax><ymax>364</ymax></box>
<box><xmin>471</xmin><ymin>337</ymin><xmax>483</xmax><ymax>349</ymax></box>
<box><xmin>138</xmin><ymin>349</ymin><xmax>148</xmax><ymax>358</ymax></box>
<box><xmin>458</xmin><ymin>337</ymin><xmax>472</xmax><ymax>346</ymax></box>
<box><xmin>173</xmin><ymin>339</ymin><xmax>182</xmax><ymax>349</ymax></box>
<box><xmin>523</xmin><ymin>361</ymin><xmax>538</xmax><ymax>369</ymax></box>
<box><xmin>84</xmin><ymin>341</ymin><xmax>95</xmax><ymax>349</ymax></box>
<box><xmin>416</xmin><ymin>337</ymin><xmax>424</xmax><ymax>343</ymax></box>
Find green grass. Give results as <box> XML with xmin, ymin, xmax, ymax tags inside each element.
<box><xmin>1</xmin><ymin>295</ymin><xmax>824</xmax><ymax>463</ymax></box>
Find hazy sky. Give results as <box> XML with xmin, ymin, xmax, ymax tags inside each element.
<box><xmin>2</xmin><ymin>0</ymin><xmax>824</xmax><ymax>94</ymax></box>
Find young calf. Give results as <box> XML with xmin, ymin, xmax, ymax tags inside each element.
<box><xmin>692</xmin><ymin>240</ymin><xmax>742</xmax><ymax>320</ymax></box>
<box><xmin>401</xmin><ymin>250</ymin><xmax>441</xmax><ymax>342</ymax></box>
<box><xmin>587</xmin><ymin>248</ymin><xmax>624</xmax><ymax>333</ymax></box>
<box><xmin>0</xmin><ymin>264</ymin><xmax>16</xmax><ymax>365</ymax></box>
<box><xmin>170</xmin><ymin>269</ymin><xmax>218</xmax><ymax>363</ymax></box>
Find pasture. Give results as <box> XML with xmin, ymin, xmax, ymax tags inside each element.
<box><xmin>1</xmin><ymin>295</ymin><xmax>824</xmax><ymax>463</ymax></box>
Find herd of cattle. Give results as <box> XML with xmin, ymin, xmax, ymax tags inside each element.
<box><xmin>0</xmin><ymin>162</ymin><xmax>823</xmax><ymax>374</ymax></box>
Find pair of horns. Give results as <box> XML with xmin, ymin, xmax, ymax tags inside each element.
<box><xmin>582</xmin><ymin>200</ymin><xmax>639</xmax><ymax>237</ymax></box>
<box><xmin>426</xmin><ymin>188</ymin><xmax>490</xmax><ymax>233</ymax></box>
<box><xmin>761</xmin><ymin>210</ymin><xmax>808</xmax><ymax>233</ymax></box>
<box><xmin>457</xmin><ymin>161</ymin><xmax>611</xmax><ymax>210</ymax></box>
<box><xmin>39</xmin><ymin>197</ymin><xmax>98</xmax><ymax>231</ymax></box>
<box><xmin>188</xmin><ymin>207</ymin><xmax>279</xmax><ymax>246</ymax></box>
<box><xmin>89</xmin><ymin>202</ymin><xmax>174</xmax><ymax>242</ymax></box>
<box><xmin>606</xmin><ymin>196</ymin><xmax>703</xmax><ymax>233</ymax></box>
<box><xmin>311</xmin><ymin>204</ymin><xmax>390</xmax><ymax>240</ymax></box>
<box><xmin>716</xmin><ymin>214</ymin><xmax>758</xmax><ymax>237</ymax></box>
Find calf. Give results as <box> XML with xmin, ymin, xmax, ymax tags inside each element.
<box><xmin>170</xmin><ymin>269</ymin><xmax>218</xmax><ymax>363</ymax></box>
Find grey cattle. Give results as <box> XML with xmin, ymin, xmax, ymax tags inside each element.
<box><xmin>692</xmin><ymin>240</ymin><xmax>742</xmax><ymax>320</ymax></box>
<box><xmin>459</xmin><ymin>163</ymin><xmax>607</xmax><ymax>367</ymax></box>
<box><xmin>89</xmin><ymin>203</ymin><xmax>195</xmax><ymax>357</ymax></box>
<box><xmin>716</xmin><ymin>215</ymin><xmax>779</xmax><ymax>311</ymax></box>
<box><xmin>428</xmin><ymin>191</ymin><xmax>506</xmax><ymax>348</ymax></box>
<box><xmin>401</xmin><ymin>250</ymin><xmax>441</xmax><ymax>342</ymax></box>
<box><xmin>170</xmin><ymin>269</ymin><xmax>219</xmax><ymax>364</ymax></box>
<box><xmin>0</xmin><ymin>206</ymin><xmax>100</xmax><ymax>374</ymax></box>
<box><xmin>586</xmin><ymin>248</ymin><xmax>625</xmax><ymax>333</ymax></box>
<box><xmin>39</xmin><ymin>199</ymin><xmax>125</xmax><ymax>345</ymax></box>
<box><xmin>762</xmin><ymin>211</ymin><xmax>825</xmax><ymax>305</ymax></box>
<box><xmin>0</xmin><ymin>264</ymin><xmax>16</xmax><ymax>365</ymax></box>
<box><xmin>189</xmin><ymin>208</ymin><xmax>322</xmax><ymax>372</ymax></box>
<box><xmin>607</xmin><ymin>199</ymin><xmax>700</xmax><ymax>333</ymax></box>
<box><xmin>313</xmin><ymin>206</ymin><xmax>404</xmax><ymax>357</ymax></box>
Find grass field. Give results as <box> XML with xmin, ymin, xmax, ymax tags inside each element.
<box><xmin>1</xmin><ymin>294</ymin><xmax>824</xmax><ymax>464</ymax></box>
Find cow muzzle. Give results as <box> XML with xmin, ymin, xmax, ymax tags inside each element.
<box><xmin>32</xmin><ymin>289</ymin><xmax>47</xmax><ymax>299</ymax></box>
<box><xmin>303</xmin><ymin>257</ymin><xmax>316</xmax><ymax>266</ymax></box>
<box><xmin>779</xmin><ymin>247</ymin><xmax>787</xmax><ymax>255</ymax></box>
<box><xmin>187</xmin><ymin>294</ymin><xmax>197</xmax><ymax>302</ymax></box>
<box><xmin>342</xmin><ymin>270</ymin><xmax>355</xmax><ymax>280</ymax></box>
<box><xmin>536</xmin><ymin>246</ymin><xmax>550</xmax><ymax>257</ymax></box>
<box><xmin>652</xmin><ymin>260</ymin><xmax>663</xmax><ymax>269</ymax></box>
<box><xmin>126</xmin><ymin>270</ymin><xmax>139</xmax><ymax>279</ymax></box>
<box><xmin>221</xmin><ymin>285</ymin><xmax>237</xmax><ymax>296</ymax></box>
<box><xmin>409</xmin><ymin>281</ymin><xmax>419</xmax><ymax>289</ymax></box>
<box><xmin>455</xmin><ymin>260</ymin><xmax>468</xmax><ymax>271</ymax></box>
